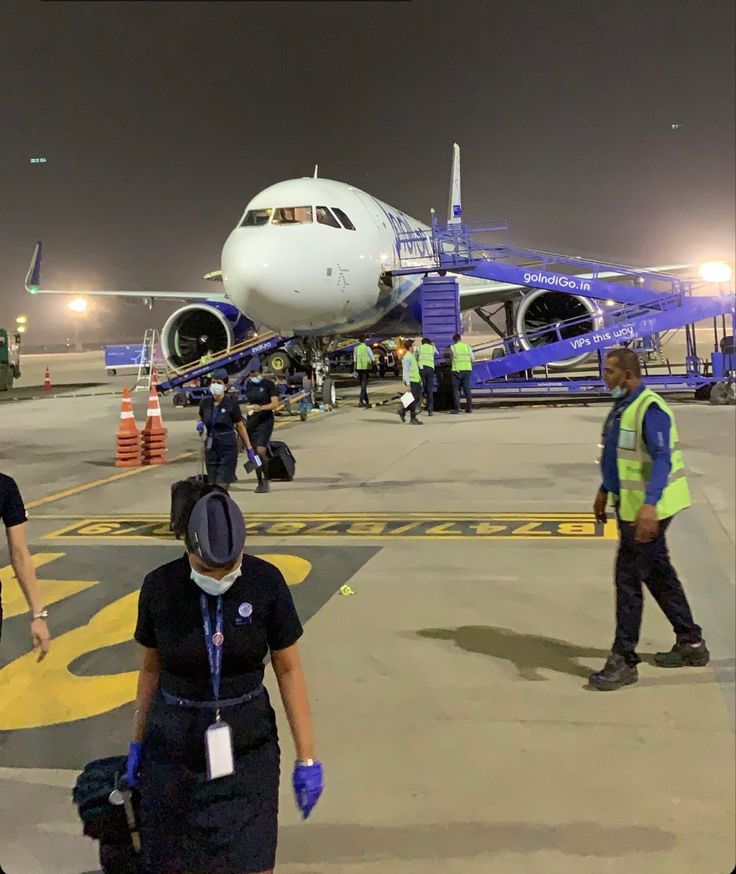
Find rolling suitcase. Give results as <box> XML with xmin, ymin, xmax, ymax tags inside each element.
<box><xmin>266</xmin><ymin>441</ymin><xmax>296</xmax><ymax>481</ymax></box>
<box><xmin>169</xmin><ymin>443</ymin><xmax>217</xmax><ymax>538</ymax></box>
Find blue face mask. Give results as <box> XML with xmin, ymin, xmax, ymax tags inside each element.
<box><xmin>210</xmin><ymin>383</ymin><xmax>225</xmax><ymax>397</ymax></box>
<box><xmin>611</xmin><ymin>385</ymin><xmax>626</xmax><ymax>399</ymax></box>
<box><xmin>250</xmin><ymin>376</ymin><xmax>263</xmax><ymax>383</ymax></box>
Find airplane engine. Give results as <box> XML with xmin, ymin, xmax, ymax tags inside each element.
<box><xmin>161</xmin><ymin>301</ymin><xmax>256</xmax><ymax>370</ymax></box>
<box><xmin>514</xmin><ymin>289</ymin><xmax>601</xmax><ymax>369</ymax></box>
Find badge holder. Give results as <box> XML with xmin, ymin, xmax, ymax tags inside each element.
<box><xmin>201</xmin><ymin>595</ymin><xmax>235</xmax><ymax>781</ymax></box>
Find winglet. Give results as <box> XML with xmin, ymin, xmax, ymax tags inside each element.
<box><xmin>313</xmin><ymin>164</ymin><xmax>319</xmax><ymax>179</ymax></box>
<box><xmin>25</xmin><ymin>241</ymin><xmax>42</xmax><ymax>293</ymax></box>
<box><xmin>447</xmin><ymin>143</ymin><xmax>462</xmax><ymax>225</ymax></box>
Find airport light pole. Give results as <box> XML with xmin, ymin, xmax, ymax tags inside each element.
<box><xmin>68</xmin><ymin>297</ymin><xmax>88</xmax><ymax>352</ymax></box>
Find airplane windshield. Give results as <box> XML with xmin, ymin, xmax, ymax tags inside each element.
<box><xmin>316</xmin><ymin>206</ymin><xmax>340</xmax><ymax>228</ymax></box>
<box><xmin>241</xmin><ymin>208</ymin><xmax>272</xmax><ymax>227</ymax></box>
<box><xmin>332</xmin><ymin>208</ymin><xmax>356</xmax><ymax>230</ymax></box>
<box><xmin>272</xmin><ymin>206</ymin><xmax>313</xmax><ymax>225</ymax></box>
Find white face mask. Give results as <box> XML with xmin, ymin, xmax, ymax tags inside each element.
<box><xmin>250</xmin><ymin>375</ymin><xmax>263</xmax><ymax>384</ymax></box>
<box><xmin>190</xmin><ymin>563</ymin><xmax>242</xmax><ymax>596</ymax></box>
<box><xmin>210</xmin><ymin>383</ymin><xmax>225</xmax><ymax>397</ymax></box>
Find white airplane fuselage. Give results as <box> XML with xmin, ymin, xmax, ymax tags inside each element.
<box><xmin>220</xmin><ymin>177</ymin><xmax>446</xmax><ymax>337</ymax></box>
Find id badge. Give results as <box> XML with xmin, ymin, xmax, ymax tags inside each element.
<box><xmin>205</xmin><ymin>720</ymin><xmax>234</xmax><ymax>781</ymax></box>
<box><xmin>618</xmin><ymin>428</ymin><xmax>636</xmax><ymax>451</ymax></box>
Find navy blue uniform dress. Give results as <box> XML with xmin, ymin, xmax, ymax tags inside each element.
<box><xmin>0</xmin><ymin>473</ymin><xmax>28</xmax><ymax>640</ymax></box>
<box><xmin>199</xmin><ymin>394</ymin><xmax>243</xmax><ymax>485</ymax></box>
<box><xmin>134</xmin><ymin>553</ymin><xmax>303</xmax><ymax>874</ymax></box>
<box><xmin>244</xmin><ymin>378</ymin><xmax>278</xmax><ymax>448</ymax></box>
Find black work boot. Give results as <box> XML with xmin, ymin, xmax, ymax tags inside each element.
<box><xmin>255</xmin><ymin>480</ymin><xmax>270</xmax><ymax>494</ymax></box>
<box><xmin>589</xmin><ymin>653</ymin><xmax>638</xmax><ymax>691</ymax></box>
<box><xmin>654</xmin><ymin>639</ymin><xmax>710</xmax><ymax>668</ymax></box>
<box><xmin>398</xmin><ymin>409</ymin><xmax>406</xmax><ymax>423</ymax></box>
<box><xmin>410</xmin><ymin>417</ymin><xmax>423</xmax><ymax>425</ymax></box>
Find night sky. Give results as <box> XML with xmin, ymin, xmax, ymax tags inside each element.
<box><xmin>1</xmin><ymin>1</ymin><xmax>734</xmax><ymax>343</ymax></box>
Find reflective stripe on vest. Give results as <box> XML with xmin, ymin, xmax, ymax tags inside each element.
<box><xmin>406</xmin><ymin>352</ymin><xmax>420</xmax><ymax>382</ymax></box>
<box><xmin>355</xmin><ymin>343</ymin><xmax>371</xmax><ymax>370</ymax></box>
<box><xmin>417</xmin><ymin>344</ymin><xmax>437</xmax><ymax>368</ymax></box>
<box><xmin>615</xmin><ymin>387</ymin><xmax>691</xmax><ymax>521</ymax></box>
<box><xmin>450</xmin><ymin>342</ymin><xmax>472</xmax><ymax>371</ymax></box>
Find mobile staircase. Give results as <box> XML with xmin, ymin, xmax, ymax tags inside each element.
<box><xmin>393</xmin><ymin>217</ymin><xmax>735</xmax><ymax>402</ymax></box>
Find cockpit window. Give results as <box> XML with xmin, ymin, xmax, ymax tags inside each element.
<box><xmin>316</xmin><ymin>206</ymin><xmax>340</xmax><ymax>228</ymax></box>
<box><xmin>332</xmin><ymin>208</ymin><xmax>356</xmax><ymax>230</ymax></box>
<box><xmin>272</xmin><ymin>206</ymin><xmax>313</xmax><ymax>225</ymax></box>
<box><xmin>241</xmin><ymin>208</ymin><xmax>272</xmax><ymax>227</ymax></box>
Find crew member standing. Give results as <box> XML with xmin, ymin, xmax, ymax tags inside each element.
<box><xmin>128</xmin><ymin>490</ymin><xmax>323</xmax><ymax>874</ymax></box>
<box><xmin>417</xmin><ymin>337</ymin><xmax>438</xmax><ymax>416</ymax></box>
<box><xmin>353</xmin><ymin>337</ymin><xmax>375</xmax><ymax>407</ymax></box>
<box><xmin>589</xmin><ymin>348</ymin><xmax>709</xmax><ymax>691</ymax></box>
<box><xmin>199</xmin><ymin>347</ymin><xmax>215</xmax><ymax>387</ymax></box>
<box><xmin>197</xmin><ymin>369</ymin><xmax>254</xmax><ymax>492</ymax></box>
<box><xmin>449</xmin><ymin>333</ymin><xmax>474</xmax><ymax>414</ymax></box>
<box><xmin>398</xmin><ymin>339</ymin><xmax>423</xmax><ymax>425</ymax></box>
<box><xmin>0</xmin><ymin>472</ymin><xmax>51</xmax><ymax>655</ymax></box>
<box><xmin>245</xmin><ymin>365</ymin><xmax>281</xmax><ymax>494</ymax></box>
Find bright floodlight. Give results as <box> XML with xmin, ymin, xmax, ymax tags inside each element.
<box><xmin>68</xmin><ymin>297</ymin><xmax>88</xmax><ymax>313</ymax></box>
<box><xmin>15</xmin><ymin>315</ymin><xmax>28</xmax><ymax>324</ymax></box>
<box><xmin>698</xmin><ymin>261</ymin><xmax>732</xmax><ymax>284</ymax></box>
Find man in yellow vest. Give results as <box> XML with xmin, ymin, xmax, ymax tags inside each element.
<box><xmin>199</xmin><ymin>347</ymin><xmax>215</xmax><ymax>387</ymax></box>
<box><xmin>353</xmin><ymin>337</ymin><xmax>375</xmax><ymax>407</ymax></box>
<box><xmin>449</xmin><ymin>333</ymin><xmax>474</xmax><ymax>414</ymax></box>
<box><xmin>417</xmin><ymin>337</ymin><xmax>438</xmax><ymax>416</ymax></box>
<box><xmin>589</xmin><ymin>348</ymin><xmax>708</xmax><ymax>691</ymax></box>
<box><xmin>397</xmin><ymin>339</ymin><xmax>423</xmax><ymax>425</ymax></box>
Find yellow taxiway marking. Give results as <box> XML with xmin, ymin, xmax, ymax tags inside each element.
<box><xmin>40</xmin><ymin>513</ymin><xmax>616</xmax><ymax>541</ymax></box>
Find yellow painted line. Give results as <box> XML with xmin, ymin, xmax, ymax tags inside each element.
<box><xmin>32</xmin><ymin>512</ymin><xmax>601</xmax><ymax>521</ymax></box>
<box><xmin>25</xmin><ymin>452</ymin><xmax>195</xmax><ymax>510</ymax></box>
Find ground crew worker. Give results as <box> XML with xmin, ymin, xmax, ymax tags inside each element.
<box><xmin>354</xmin><ymin>337</ymin><xmax>375</xmax><ymax>407</ymax></box>
<box><xmin>197</xmin><ymin>369</ymin><xmax>254</xmax><ymax>492</ymax></box>
<box><xmin>449</xmin><ymin>333</ymin><xmax>474</xmax><ymax>413</ymax></box>
<box><xmin>589</xmin><ymin>348</ymin><xmax>709</xmax><ymax>691</ymax></box>
<box><xmin>244</xmin><ymin>365</ymin><xmax>280</xmax><ymax>493</ymax></box>
<box><xmin>199</xmin><ymin>347</ymin><xmax>214</xmax><ymax>387</ymax></box>
<box><xmin>397</xmin><ymin>339</ymin><xmax>423</xmax><ymax>425</ymax></box>
<box><xmin>0</xmin><ymin>472</ymin><xmax>51</xmax><ymax>657</ymax></box>
<box><xmin>417</xmin><ymin>337</ymin><xmax>438</xmax><ymax>416</ymax></box>
<box><xmin>128</xmin><ymin>490</ymin><xmax>323</xmax><ymax>874</ymax></box>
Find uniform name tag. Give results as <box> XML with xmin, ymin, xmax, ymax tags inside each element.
<box><xmin>205</xmin><ymin>720</ymin><xmax>234</xmax><ymax>781</ymax></box>
<box><xmin>618</xmin><ymin>428</ymin><xmax>636</xmax><ymax>450</ymax></box>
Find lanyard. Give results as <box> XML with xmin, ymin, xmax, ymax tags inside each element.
<box><xmin>199</xmin><ymin>594</ymin><xmax>224</xmax><ymax>719</ymax></box>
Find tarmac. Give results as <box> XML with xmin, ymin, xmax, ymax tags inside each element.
<box><xmin>0</xmin><ymin>354</ymin><xmax>734</xmax><ymax>874</ymax></box>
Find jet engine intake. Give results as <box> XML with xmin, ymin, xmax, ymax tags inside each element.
<box><xmin>161</xmin><ymin>301</ymin><xmax>255</xmax><ymax>370</ymax></box>
<box><xmin>514</xmin><ymin>289</ymin><xmax>600</xmax><ymax>369</ymax></box>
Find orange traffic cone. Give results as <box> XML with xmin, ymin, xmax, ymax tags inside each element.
<box><xmin>43</xmin><ymin>367</ymin><xmax>52</xmax><ymax>391</ymax></box>
<box><xmin>115</xmin><ymin>387</ymin><xmax>141</xmax><ymax>468</ymax></box>
<box><xmin>141</xmin><ymin>375</ymin><xmax>167</xmax><ymax>465</ymax></box>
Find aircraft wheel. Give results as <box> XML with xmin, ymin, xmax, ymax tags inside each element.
<box><xmin>322</xmin><ymin>378</ymin><xmax>336</xmax><ymax>406</ymax></box>
<box><xmin>172</xmin><ymin>392</ymin><xmax>188</xmax><ymax>407</ymax></box>
<box><xmin>266</xmin><ymin>351</ymin><xmax>289</xmax><ymax>374</ymax></box>
<box><xmin>709</xmin><ymin>382</ymin><xmax>729</xmax><ymax>405</ymax></box>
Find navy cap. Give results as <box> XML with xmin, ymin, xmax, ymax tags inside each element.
<box><xmin>188</xmin><ymin>492</ymin><xmax>245</xmax><ymax>566</ymax></box>
<box><xmin>211</xmin><ymin>368</ymin><xmax>228</xmax><ymax>381</ymax></box>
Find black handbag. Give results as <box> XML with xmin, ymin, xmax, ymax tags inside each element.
<box><xmin>72</xmin><ymin>756</ymin><xmax>140</xmax><ymax>873</ymax></box>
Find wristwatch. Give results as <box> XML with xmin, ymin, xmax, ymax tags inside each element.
<box><xmin>32</xmin><ymin>608</ymin><xmax>49</xmax><ymax>620</ymax></box>
<box><xmin>296</xmin><ymin>758</ymin><xmax>315</xmax><ymax>767</ymax></box>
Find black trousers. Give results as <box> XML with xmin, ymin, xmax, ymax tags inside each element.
<box><xmin>400</xmin><ymin>381</ymin><xmax>422</xmax><ymax>418</ymax></box>
<box><xmin>420</xmin><ymin>366</ymin><xmax>435</xmax><ymax>412</ymax></box>
<box><xmin>357</xmin><ymin>369</ymin><xmax>370</xmax><ymax>405</ymax></box>
<box><xmin>452</xmin><ymin>371</ymin><xmax>472</xmax><ymax>411</ymax></box>
<box><xmin>613</xmin><ymin>516</ymin><xmax>702</xmax><ymax>665</ymax></box>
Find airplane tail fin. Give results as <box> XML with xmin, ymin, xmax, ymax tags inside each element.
<box><xmin>447</xmin><ymin>143</ymin><xmax>462</xmax><ymax>224</ymax></box>
<box><xmin>25</xmin><ymin>241</ymin><xmax>42</xmax><ymax>293</ymax></box>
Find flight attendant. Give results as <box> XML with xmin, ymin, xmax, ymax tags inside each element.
<box><xmin>244</xmin><ymin>366</ymin><xmax>281</xmax><ymax>494</ymax></box>
<box><xmin>128</xmin><ymin>490</ymin><xmax>323</xmax><ymax>874</ymax></box>
<box><xmin>197</xmin><ymin>369</ymin><xmax>254</xmax><ymax>491</ymax></box>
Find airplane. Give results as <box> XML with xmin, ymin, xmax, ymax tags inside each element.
<box><xmin>26</xmin><ymin>144</ymin><xmax>695</xmax><ymax>375</ymax></box>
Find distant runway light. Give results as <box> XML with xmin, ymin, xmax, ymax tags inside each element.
<box><xmin>670</xmin><ymin>123</ymin><xmax>682</xmax><ymax>131</ymax></box>
<box><xmin>30</xmin><ymin>157</ymin><xmax>48</xmax><ymax>163</ymax></box>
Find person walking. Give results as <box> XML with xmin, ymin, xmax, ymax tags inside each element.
<box><xmin>244</xmin><ymin>365</ymin><xmax>281</xmax><ymax>494</ymax></box>
<box><xmin>449</xmin><ymin>333</ymin><xmax>474</xmax><ymax>413</ymax></box>
<box><xmin>589</xmin><ymin>348</ymin><xmax>709</xmax><ymax>691</ymax></box>
<box><xmin>417</xmin><ymin>337</ymin><xmax>438</xmax><ymax>416</ymax></box>
<box><xmin>397</xmin><ymin>339</ymin><xmax>423</xmax><ymax>425</ymax></box>
<box><xmin>197</xmin><ymin>369</ymin><xmax>255</xmax><ymax>492</ymax></box>
<box><xmin>353</xmin><ymin>337</ymin><xmax>375</xmax><ymax>407</ymax></box>
<box><xmin>0</xmin><ymin>472</ymin><xmax>51</xmax><ymax>656</ymax></box>
<box><xmin>128</xmin><ymin>489</ymin><xmax>323</xmax><ymax>874</ymax></box>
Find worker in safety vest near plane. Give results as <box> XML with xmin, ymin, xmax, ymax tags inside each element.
<box><xmin>589</xmin><ymin>347</ymin><xmax>709</xmax><ymax>691</ymax></box>
<box><xmin>353</xmin><ymin>337</ymin><xmax>375</xmax><ymax>407</ymax></box>
<box><xmin>397</xmin><ymin>339</ymin><xmax>423</xmax><ymax>425</ymax></box>
<box><xmin>449</xmin><ymin>333</ymin><xmax>474</xmax><ymax>414</ymax></box>
<box><xmin>199</xmin><ymin>348</ymin><xmax>214</xmax><ymax>387</ymax></box>
<box><xmin>417</xmin><ymin>337</ymin><xmax>438</xmax><ymax>416</ymax></box>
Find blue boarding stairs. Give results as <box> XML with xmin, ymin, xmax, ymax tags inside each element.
<box><xmin>393</xmin><ymin>218</ymin><xmax>735</xmax><ymax>401</ymax></box>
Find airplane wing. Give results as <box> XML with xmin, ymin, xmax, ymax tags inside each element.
<box><xmin>24</xmin><ymin>242</ymin><xmax>229</xmax><ymax>303</ymax></box>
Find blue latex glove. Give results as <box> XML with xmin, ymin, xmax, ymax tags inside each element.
<box><xmin>196</xmin><ymin>421</ymin><xmax>205</xmax><ymax>434</ymax></box>
<box><xmin>292</xmin><ymin>761</ymin><xmax>323</xmax><ymax>820</ymax></box>
<box><xmin>126</xmin><ymin>742</ymin><xmax>144</xmax><ymax>790</ymax></box>
<box><xmin>244</xmin><ymin>448</ymin><xmax>263</xmax><ymax>474</ymax></box>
